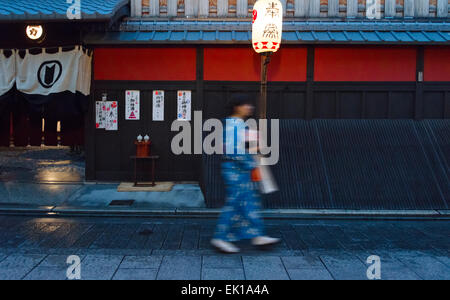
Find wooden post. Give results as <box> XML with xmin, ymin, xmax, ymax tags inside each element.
<box><xmin>237</xmin><ymin>0</ymin><xmax>248</xmax><ymax>17</ymax></box>
<box><xmin>415</xmin><ymin>47</ymin><xmax>424</xmax><ymax>120</ymax></box>
<box><xmin>167</xmin><ymin>0</ymin><xmax>178</xmax><ymax>17</ymax></box>
<box><xmin>437</xmin><ymin>0</ymin><xmax>448</xmax><ymax>18</ymax></box>
<box><xmin>131</xmin><ymin>0</ymin><xmax>143</xmax><ymax>17</ymax></box>
<box><xmin>185</xmin><ymin>0</ymin><xmax>199</xmax><ymax>17</ymax></box>
<box><xmin>149</xmin><ymin>0</ymin><xmax>160</xmax><ymax>16</ymax></box>
<box><xmin>199</xmin><ymin>0</ymin><xmax>210</xmax><ymax>17</ymax></box>
<box><xmin>445</xmin><ymin>92</ymin><xmax>450</xmax><ymax>119</ymax></box>
<box><xmin>309</xmin><ymin>0</ymin><xmax>320</xmax><ymax>17</ymax></box>
<box><xmin>294</xmin><ymin>0</ymin><xmax>307</xmax><ymax>17</ymax></box>
<box><xmin>404</xmin><ymin>0</ymin><xmax>415</xmax><ymax>17</ymax></box>
<box><xmin>385</xmin><ymin>0</ymin><xmax>396</xmax><ymax>17</ymax></box>
<box><xmin>260</xmin><ymin>53</ymin><xmax>271</xmax><ymax>120</ymax></box>
<box><xmin>328</xmin><ymin>0</ymin><xmax>339</xmax><ymax>17</ymax></box>
<box><xmin>9</xmin><ymin>112</ymin><xmax>14</xmax><ymax>148</ymax></box>
<box><xmin>196</xmin><ymin>47</ymin><xmax>204</xmax><ymax>116</ymax></box>
<box><xmin>305</xmin><ymin>46</ymin><xmax>315</xmax><ymax>120</ymax></box>
<box><xmin>217</xmin><ymin>0</ymin><xmax>229</xmax><ymax>17</ymax></box>
<box><xmin>415</xmin><ymin>0</ymin><xmax>429</xmax><ymax>17</ymax></box>
<box><xmin>347</xmin><ymin>0</ymin><xmax>358</xmax><ymax>17</ymax></box>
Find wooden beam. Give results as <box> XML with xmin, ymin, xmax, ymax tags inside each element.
<box><xmin>347</xmin><ymin>0</ymin><xmax>358</xmax><ymax>17</ymax></box>
<box><xmin>199</xmin><ymin>0</ymin><xmax>209</xmax><ymax>17</ymax></box>
<box><xmin>149</xmin><ymin>0</ymin><xmax>159</xmax><ymax>16</ymax></box>
<box><xmin>237</xmin><ymin>0</ymin><xmax>248</xmax><ymax>17</ymax></box>
<box><xmin>404</xmin><ymin>0</ymin><xmax>415</xmax><ymax>17</ymax></box>
<box><xmin>167</xmin><ymin>0</ymin><xmax>178</xmax><ymax>17</ymax></box>
<box><xmin>185</xmin><ymin>0</ymin><xmax>199</xmax><ymax>17</ymax></box>
<box><xmin>437</xmin><ymin>0</ymin><xmax>449</xmax><ymax>17</ymax></box>
<box><xmin>217</xmin><ymin>0</ymin><xmax>228</xmax><ymax>17</ymax></box>
<box><xmin>309</xmin><ymin>0</ymin><xmax>320</xmax><ymax>17</ymax></box>
<box><xmin>131</xmin><ymin>0</ymin><xmax>142</xmax><ymax>17</ymax></box>
<box><xmin>385</xmin><ymin>0</ymin><xmax>396</xmax><ymax>17</ymax></box>
<box><xmin>294</xmin><ymin>0</ymin><xmax>307</xmax><ymax>17</ymax></box>
<box><xmin>328</xmin><ymin>0</ymin><xmax>339</xmax><ymax>17</ymax></box>
<box><xmin>415</xmin><ymin>0</ymin><xmax>429</xmax><ymax>17</ymax></box>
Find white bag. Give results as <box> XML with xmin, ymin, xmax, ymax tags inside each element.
<box><xmin>255</xmin><ymin>155</ymin><xmax>278</xmax><ymax>194</ymax></box>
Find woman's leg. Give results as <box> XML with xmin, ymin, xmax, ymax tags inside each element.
<box><xmin>213</xmin><ymin>186</ymin><xmax>241</xmax><ymax>242</ymax></box>
<box><xmin>237</xmin><ymin>184</ymin><xmax>265</xmax><ymax>239</ymax></box>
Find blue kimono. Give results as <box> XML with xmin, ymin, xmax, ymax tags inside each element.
<box><xmin>213</xmin><ymin>118</ymin><xmax>265</xmax><ymax>242</ymax></box>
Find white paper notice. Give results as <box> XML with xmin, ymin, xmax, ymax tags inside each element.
<box><xmin>95</xmin><ymin>101</ymin><xmax>106</xmax><ymax>129</ymax></box>
<box><xmin>153</xmin><ymin>90</ymin><xmax>164</xmax><ymax>121</ymax></box>
<box><xmin>125</xmin><ymin>90</ymin><xmax>140</xmax><ymax>120</ymax></box>
<box><xmin>177</xmin><ymin>90</ymin><xmax>191</xmax><ymax>121</ymax></box>
<box><xmin>105</xmin><ymin>101</ymin><xmax>118</xmax><ymax>131</ymax></box>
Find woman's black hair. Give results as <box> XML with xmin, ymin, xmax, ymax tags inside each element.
<box><xmin>226</xmin><ymin>93</ymin><xmax>253</xmax><ymax>116</ymax></box>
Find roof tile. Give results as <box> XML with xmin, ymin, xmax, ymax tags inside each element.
<box><xmin>0</xmin><ymin>0</ymin><xmax>128</xmax><ymax>21</ymax></box>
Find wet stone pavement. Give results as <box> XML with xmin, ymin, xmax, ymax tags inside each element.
<box><xmin>0</xmin><ymin>216</ymin><xmax>448</xmax><ymax>280</ymax></box>
<box><xmin>0</xmin><ymin>147</ymin><xmax>85</xmax><ymax>183</ymax></box>
<box><xmin>0</xmin><ymin>147</ymin><xmax>205</xmax><ymax>208</ymax></box>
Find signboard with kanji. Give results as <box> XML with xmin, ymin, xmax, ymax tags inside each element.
<box><xmin>125</xmin><ymin>90</ymin><xmax>140</xmax><ymax>120</ymax></box>
<box><xmin>95</xmin><ymin>101</ymin><xmax>106</xmax><ymax>129</ymax></box>
<box><xmin>177</xmin><ymin>90</ymin><xmax>191</xmax><ymax>121</ymax></box>
<box><xmin>105</xmin><ymin>101</ymin><xmax>118</xmax><ymax>131</ymax></box>
<box><xmin>153</xmin><ymin>90</ymin><xmax>164</xmax><ymax>121</ymax></box>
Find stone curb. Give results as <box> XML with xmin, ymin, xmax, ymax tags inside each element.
<box><xmin>0</xmin><ymin>205</ymin><xmax>448</xmax><ymax>219</ymax></box>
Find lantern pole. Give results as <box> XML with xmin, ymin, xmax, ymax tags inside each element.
<box><xmin>252</xmin><ymin>0</ymin><xmax>282</xmax><ymax>119</ymax></box>
<box><xmin>259</xmin><ymin>52</ymin><xmax>272</xmax><ymax>120</ymax></box>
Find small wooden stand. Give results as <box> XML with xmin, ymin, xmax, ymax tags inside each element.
<box><xmin>130</xmin><ymin>155</ymin><xmax>160</xmax><ymax>187</ymax></box>
<box><xmin>135</xmin><ymin>140</ymin><xmax>151</xmax><ymax>157</ymax></box>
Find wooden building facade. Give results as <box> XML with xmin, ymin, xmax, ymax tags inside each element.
<box><xmin>1</xmin><ymin>0</ymin><xmax>449</xmax><ymax>208</ymax></box>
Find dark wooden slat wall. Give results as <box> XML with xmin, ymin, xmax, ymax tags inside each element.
<box><xmin>91</xmin><ymin>81</ymin><xmax>200</xmax><ymax>182</ymax></box>
<box><xmin>203</xmin><ymin>119</ymin><xmax>450</xmax><ymax>209</ymax></box>
<box><xmin>203</xmin><ymin>82</ymin><xmax>450</xmax><ymax>120</ymax></box>
<box><xmin>86</xmin><ymin>45</ymin><xmax>450</xmax><ymax>182</ymax></box>
<box><xmin>88</xmin><ymin>80</ymin><xmax>450</xmax><ymax>182</ymax></box>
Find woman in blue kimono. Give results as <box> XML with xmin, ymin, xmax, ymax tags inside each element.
<box><xmin>211</xmin><ymin>95</ymin><xmax>280</xmax><ymax>253</ymax></box>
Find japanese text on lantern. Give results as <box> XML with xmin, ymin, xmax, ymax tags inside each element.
<box><xmin>252</xmin><ymin>0</ymin><xmax>283</xmax><ymax>53</ymax></box>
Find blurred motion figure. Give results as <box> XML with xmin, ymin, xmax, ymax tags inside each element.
<box><xmin>211</xmin><ymin>94</ymin><xmax>280</xmax><ymax>254</ymax></box>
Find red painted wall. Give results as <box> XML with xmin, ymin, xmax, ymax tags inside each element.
<box><xmin>204</xmin><ymin>48</ymin><xmax>260</xmax><ymax>81</ymax></box>
<box><xmin>93</xmin><ymin>47</ymin><xmax>434</xmax><ymax>83</ymax></box>
<box><xmin>268</xmin><ymin>48</ymin><xmax>307</xmax><ymax>82</ymax></box>
<box><xmin>94</xmin><ymin>48</ymin><xmax>197</xmax><ymax>81</ymax></box>
<box><xmin>314</xmin><ymin>47</ymin><xmax>417</xmax><ymax>82</ymax></box>
<box><xmin>424</xmin><ymin>47</ymin><xmax>450</xmax><ymax>82</ymax></box>
<box><xmin>203</xmin><ymin>47</ymin><xmax>307</xmax><ymax>82</ymax></box>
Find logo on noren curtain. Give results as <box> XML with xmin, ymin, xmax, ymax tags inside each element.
<box><xmin>37</xmin><ymin>60</ymin><xmax>62</xmax><ymax>88</ymax></box>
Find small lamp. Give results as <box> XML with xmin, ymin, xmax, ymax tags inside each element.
<box><xmin>26</xmin><ymin>25</ymin><xmax>44</xmax><ymax>40</ymax></box>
